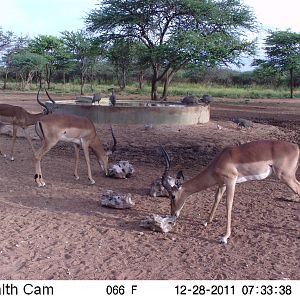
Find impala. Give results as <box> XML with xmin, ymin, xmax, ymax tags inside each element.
<box><xmin>161</xmin><ymin>140</ymin><xmax>300</xmax><ymax>244</ymax></box>
<box><xmin>34</xmin><ymin>113</ymin><xmax>116</xmax><ymax>187</ymax></box>
<box><xmin>0</xmin><ymin>89</ymin><xmax>54</xmax><ymax>160</ymax></box>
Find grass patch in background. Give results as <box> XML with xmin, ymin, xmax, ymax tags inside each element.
<box><xmin>0</xmin><ymin>81</ymin><xmax>299</xmax><ymax>99</ymax></box>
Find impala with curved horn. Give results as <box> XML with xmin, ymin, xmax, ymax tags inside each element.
<box><xmin>34</xmin><ymin>113</ymin><xmax>117</xmax><ymax>187</ymax></box>
<box><xmin>161</xmin><ymin>140</ymin><xmax>300</xmax><ymax>244</ymax></box>
<box><xmin>0</xmin><ymin>89</ymin><xmax>54</xmax><ymax>160</ymax></box>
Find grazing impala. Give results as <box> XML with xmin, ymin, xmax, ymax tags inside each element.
<box><xmin>34</xmin><ymin>113</ymin><xmax>116</xmax><ymax>187</ymax></box>
<box><xmin>0</xmin><ymin>89</ymin><xmax>54</xmax><ymax>160</ymax></box>
<box><xmin>161</xmin><ymin>140</ymin><xmax>300</xmax><ymax>244</ymax></box>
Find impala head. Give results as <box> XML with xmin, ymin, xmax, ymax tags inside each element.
<box><xmin>160</xmin><ymin>145</ymin><xmax>185</xmax><ymax>217</ymax></box>
<box><xmin>98</xmin><ymin>126</ymin><xmax>117</xmax><ymax>176</ymax></box>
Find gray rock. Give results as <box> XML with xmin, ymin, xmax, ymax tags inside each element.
<box><xmin>140</xmin><ymin>214</ymin><xmax>176</xmax><ymax>233</ymax></box>
<box><xmin>101</xmin><ymin>190</ymin><xmax>134</xmax><ymax>209</ymax></box>
<box><xmin>108</xmin><ymin>161</ymin><xmax>134</xmax><ymax>179</ymax></box>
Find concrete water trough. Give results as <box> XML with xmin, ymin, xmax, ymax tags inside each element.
<box><xmin>46</xmin><ymin>98</ymin><xmax>210</xmax><ymax>125</ymax></box>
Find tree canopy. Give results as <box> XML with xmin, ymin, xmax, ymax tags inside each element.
<box><xmin>254</xmin><ymin>30</ymin><xmax>300</xmax><ymax>98</ymax></box>
<box><xmin>0</xmin><ymin>27</ymin><xmax>14</xmax><ymax>52</ymax></box>
<box><xmin>86</xmin><ymin>0</ymin><xmax>257</xmax><ymax>99</ymax></box>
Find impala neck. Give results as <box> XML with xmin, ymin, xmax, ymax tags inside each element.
<box><xmin>182</xmin><ymin>166</ymin><xmax>217</xmax><ymax>196</ymax></box>
<box><xmin>25</xmin><ymin>112</ymin><xmax>44</xmax><ymax>126</ymax></box>
<box><xmin>90</xmin><ymin>137</ymin><xmax>105</xmax><ymax>158</ymax></box>
<box><xmin>172</xmin><ymin>167</ymin><xmax>217</xmax><ymax>217</ymax></box>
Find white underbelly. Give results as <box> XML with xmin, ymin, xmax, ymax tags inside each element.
<box><xmin>60</xmin><ymin>135</ymin><xmax>81</xmax><ymax>144</ymax></box>
<box><xmin>237</xmin><ymin>167</ymin><xmax>272</xmax><ymax>184</ymax></box>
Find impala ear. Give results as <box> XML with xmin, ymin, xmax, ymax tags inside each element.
<box><xmin>175</xmin><ymin>170</ymin><xmax>184</xmax><ymax>187</ymax></box>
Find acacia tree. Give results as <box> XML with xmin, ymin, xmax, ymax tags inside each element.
<box><xmin>7</xmin><ymin>50</ymin><xmax>47</xmax><ymax>89</ymax></box>
<box><xmin>29</xmin><ymin>35</ymin><xmax>65</xmax><ymax>89</ymax></box>
<box><xmin>254</xmin><ymin>30</ymin><xmax>300</xmax><ymax>98</ymax></box>
<box><xmin>106</xmin><ymin>39</ymin><xmax>144</xmax><ymax>90</ymax></box>
<box><xmin>86</xmin><ymin>0</ymin><xmax>257</xmax><ymax>100</ymax></box>
<box><xmin>62</xmin><ymin>30</ymin><xmax>101</xmax><ymax>95</ymax></box>
<box><xmin>0</xmin><ymin>28</ymin><xmax>14</xmax><ymax>52</ymax></box>
<box><xmin>0</xmin><ymin>28</ymin><xmax>15</xmax><ymax>89</ymax></box>
<box><xmin>1</xmin><ymin>35</ymin><xmax>30</xmax><ymax>89</ymax></box>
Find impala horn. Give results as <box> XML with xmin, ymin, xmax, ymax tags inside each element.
<box><xmin>36</xmin><ymin>88</ymin><xmax>49</xmax><ymax>114</ymax></box>
<box><xmin>160</xmin><ymin>145</ymin><xmax>174</xmax><ymax>193</ymax></box>
<box><xmin>45</xmin><ymin>89</ymin><xmax>56</xmax><ymax>104</ymax></box>
<box><xmin>110</xmin><ymin>126</ymin><xmax>117</xmax><ymax>154</ymax></box>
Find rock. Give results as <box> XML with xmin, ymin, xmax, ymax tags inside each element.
<box><xmin>101</xmin><ymin>190</ymin><xmax>134</xmax><ymax>209</ymax></box>
<box><xmin>140</xmin><ymin>214</ymin><xmax>176</xmax><ymax>233</ymax></box>
<box><xmin>108</xmin><ymin>161</ymin><xmax>134</xmax><ymax>179</ymax></box>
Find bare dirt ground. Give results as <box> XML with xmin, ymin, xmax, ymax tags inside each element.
<box><xmin>0</xmin><ymin>91</ymin><xmax>299</xmax><ymax>280</ymax></box>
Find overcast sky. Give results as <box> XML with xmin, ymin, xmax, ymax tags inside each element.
<box><xmin>1</xmin><ymin>0</ymin><xmax>299</xmax><ymax>37</ymax></box>
<box><xmin>0</xmin><ymin>0</ymin><xmax>299</xmax><ymax>70</ymax></box>
<box><xmin>0</xmin><ymin>0</ymin><xmax>99</xmax><ymax>37</ymax></box>
<box><xmin>243</xmin><ymin>0</ymin><xmax>300</xmax><ymax>32</ymax></box>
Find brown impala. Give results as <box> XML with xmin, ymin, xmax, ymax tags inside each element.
<box><xmin>34</xmin><ymin>113</ymin><xmax>116</xmax><ymax>187</ymax></box>
<box><xmin>0</xmin><ymin>89</ymin><xmax>55</xmax><ymax>160</ymax></box>
<box><xmin>161</xmin><ymin>140</ymin><xmax>300</xmax><ymax>244</ymax></box>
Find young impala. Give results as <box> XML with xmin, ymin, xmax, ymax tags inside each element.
<box><xmin>34</xmin><ymin>113</ymin><xmax>116</xmax><ymax>187</ymax></box>
<box><xmin>0</xmin><ymin>89</ymin><xmax>54</xmax><ymax>160</ymax></box>
<box><xmin>161</xmin><ymin>140</ymin><xmax>300</xmax><ymax>244</ymax></box>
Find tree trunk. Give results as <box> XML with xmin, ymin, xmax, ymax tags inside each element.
<box><xmin>151</xmin><ymin>79</ymin><xmax>159</xmax><ymax>100</ymax></box>
<box><xmin>151</xmin><ymin>65</ymin><xmax>159</xmax><ymax>100</ymax></box>
<box><xmin>45</xmin><ymin>64</ymin><xmax>51</xmax><ymax>89</ymax></box>
<box><xmin>3</xmin><ymin>70</ymin><xmax>8</xmax><ymax>90</ymax></box>
<box><xmin>121</xmin><ymin>68</ymin><xmax>126</xmax><ymax>90</ymax></box>
<box><xmin>161</xmin><ymin>70</ymin><xmax>175</xmax><ymax>101</ymax></box>
<box><xmin>80</xmin><ymin>73</ymin><xmax>85</xmax><ymax>95</ymax></box>
<box><xmin>26</xmin><ymin>71</ymin><xmax>33</xmax><ymax>88</ymax></box>
<box><xmin>138</xmin><ymin>71</ymin><xmax>144</xmax><ymax>90</ymax></box>
<box><xmin>290</xmin><ymin>68</ymin><xmax>294</xmax><ymax>99</ymax></box>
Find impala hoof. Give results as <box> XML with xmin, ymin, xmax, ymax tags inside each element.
<box><xmin>219</xmin><ymin>237</ymin><xmax>228</xmax><ymax>244</ymax></box>
<box><xmin>74</xmin><ymin>175</ymin><xmax>80</xmax><ymax>180</ymax></box>
<box><xmin>202</xmin><ymin>221</ymin><xmax>208</xmax><ymax>227</ymax></box>
<box><xmin>89</xmin><ymin>179</ymin><xmax>95</xmax><ymax>185</ymax></box>
<box><xmin>10</xmin><ymin>156</ymin><xmax>14</xmax><ymax>161</ymax></box>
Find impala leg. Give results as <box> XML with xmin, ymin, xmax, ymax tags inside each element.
<box><xmin>9</xmin><ymin>125</ymin><xmax>17</xmax><ymax>161</ymax></box>
<box><xmin>0</xmin><ymin>124</ymin><xmax>7</xmax><ymax>158</ymax></box>
<box><xmin>23</xmin><ymin>127</ymin><xmax>36</xmax><ymax>153</ymax></box>
<box><xmin>281</xmin><ymin>175</ymin><xmax>300</xmax><ymax>199</ymax></box>
<box><xmin>273</xmin><ymin>165</ymin><xmax>300</xmax><ymax>200</ymax></box>
<box><xmin>34</xmin><ymin>141</ymin><xmax>56</xmax><ymax>187</ymax></box>
<box><xmin>204</xmin><ymin>185</ymin><xmax>226</xmax><ymax>227</ymax></box>
<box><xmin>81</xmin><ymin>142</ymin><xmax>95</xmax><ymax>184</ymax></box>
<box><xmin>220</xmin><ymin>180</ymin><xmax>236</xmax><ymax>244</ymax></box>
<box><xmin>73</xmin><ymin>143</ymin><xmax>80</xmax><ymax>180</ymax></box>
